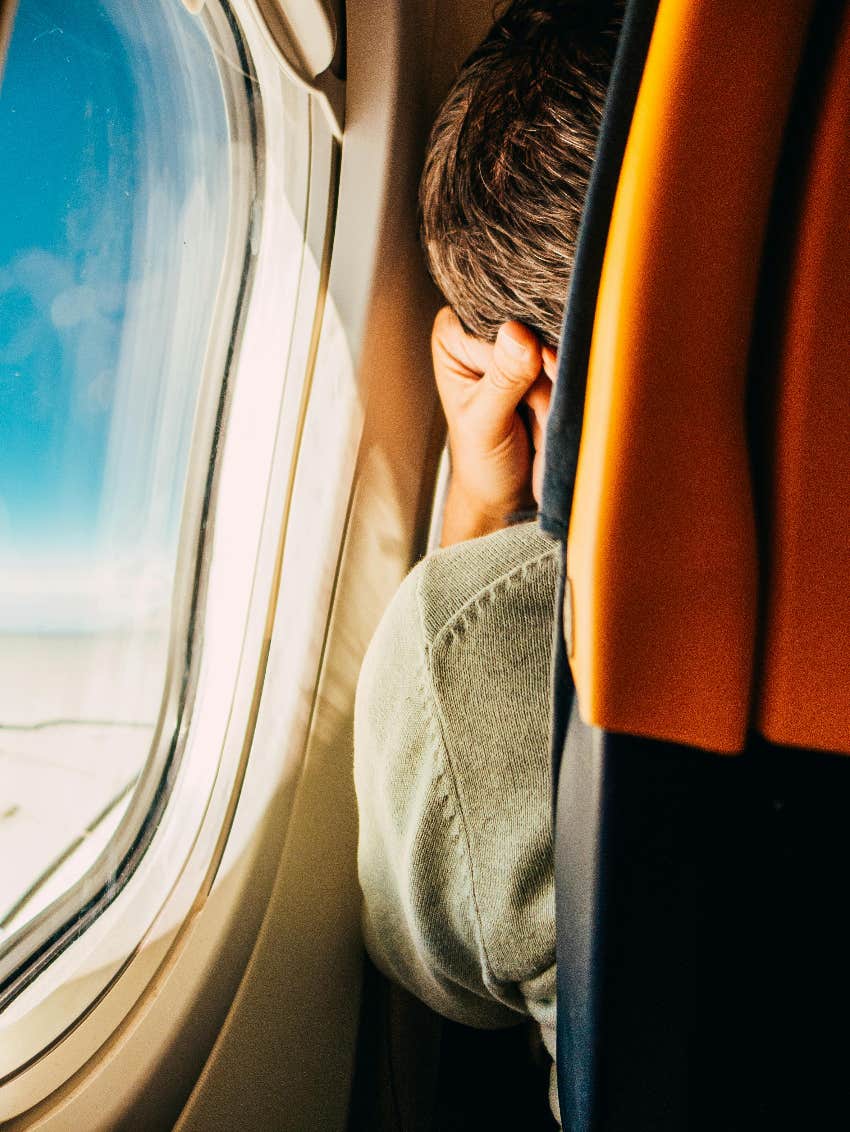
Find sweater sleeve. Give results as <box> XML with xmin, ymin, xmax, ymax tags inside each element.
<box><xmin>353</xmin><ymin>565</ymin><xmax>525</xmax><ymax>1028</ymax></box>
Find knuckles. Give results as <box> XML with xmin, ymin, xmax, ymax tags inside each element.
<box><xmin>488</xmin><ymin>353</ymin><xmax>538</xmax><ymax>391</ymax></box>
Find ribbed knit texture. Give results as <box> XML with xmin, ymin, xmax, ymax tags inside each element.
<box><xmin>354</xmin><ymin>522</ymin><xmax>559</xmax><ymax>1116</ymax></box>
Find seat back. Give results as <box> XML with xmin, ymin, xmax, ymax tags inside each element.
<box><xmin>543</xmin><ymin>1</ymin><xmax>850</xmax><ymax>1127</ymax></box>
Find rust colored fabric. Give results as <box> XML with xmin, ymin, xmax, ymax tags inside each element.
<box><xmin>567</xmin><ymin>0</ymin><xmax>813</xmax><ymax>752</ymax></box>
<box><xmin>755</xmin><ymin>5</ymin><xmax>850</xmax><ymax>755</ymax></box>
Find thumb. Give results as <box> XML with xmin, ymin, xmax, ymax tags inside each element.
<box><xmin>472</xmin><ymin>321</ymin><xmax>542</xmax><ymax>434</ymax></box>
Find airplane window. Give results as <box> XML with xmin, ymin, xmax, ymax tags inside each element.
<box><xmin>0</xmin><ymin>0</ymin><xmax>341</xmax><ymax>1092</ymax></box>
<box><xmin>0</xmin><ymin>0</ymin><xmax>229</xmax><ymax>943</ymax></box>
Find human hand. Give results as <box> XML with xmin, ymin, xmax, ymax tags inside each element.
<box><xmin>432</xmin><ymin>307</ymin><xmax>555</xmax><ymax>545</ymax></box>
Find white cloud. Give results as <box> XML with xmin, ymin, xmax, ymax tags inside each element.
<box><xmin>84</xmin><ymin>370</ymin><xmax>113</xmax><ymax>412</ymax></box>
<box><xmin>0</xmin><ymin>495</ymin><xmax>10</xmax><ymax>543</ymax></box>
<box><xmin>2</xmin><ymin>249</ymin><xmax>74</xmax><ymax>308</ymax></box>
<box><xmin>0</xmin><ymin>551</ymin><xmax>174</xmax><ymax>634</ymax></box>
<box><xmin>50</xmin><ymin>283</ymin><xmax>100</xmax><ymax>328</ymax></box>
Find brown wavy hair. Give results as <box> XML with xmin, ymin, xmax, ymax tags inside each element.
<box><xmin>420</xmin><ymin>0</ymin><xmax>622</xmax><ymax>350</ymax></box>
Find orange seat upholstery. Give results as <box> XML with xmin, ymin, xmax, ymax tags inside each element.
<box><xmin>567</xmin><ymin>0</ymin><xmax>814</xmax><ymax>752</ymax></box>
<box><xmin>552</xmin><ymin>2</ymin><xmax>850</xmax><ymax>1127</ymax></box>
<box><xmin>755</xmin><ymin>2</ymin><xmax>850</xmax><ymax>756</ymax></box>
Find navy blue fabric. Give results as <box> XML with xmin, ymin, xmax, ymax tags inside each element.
<box><xmin>538</xmin><ymin>0</ymin><xmax>661</xmax><ymax>543</ymax></box>
<box><xmin>550</xmin><ymin>540</ymin><xmax>574</xmax><ymax>820</ymax></box>
<box><xmin>541</xmin><ymin>1</ymin><xmax>661</xmax><ymax>1124</ymax></box>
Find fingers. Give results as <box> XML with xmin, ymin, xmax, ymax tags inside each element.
<box><xmin>432</xmin><ymin>306</ymin><xmax>492</xmax><ymax>382</ymax></box>
<box><xmin>542</xmin><ymin>346</ymin><xmax>558</xmax><ymax>380</ymax></box>
<box><xmin>523</xmin><ymin>373</ymin><xmax>552</xmax><ymax>422</ymax></box>
<box><xmin>433</xmin><ymin>307</ymin><xmax>548</xmax><ymax>448</ymax></box>
<box><xmin>486</xmin><ymin>321</ymin><xmax>542</xmax><ymax>403</ymax></box>
<box><xmin>430</xmin><ymin>307</ymin><xmax>555</xmax><ymax>527</ymax></box>
<box><xmin>532</xmin><ymin>439</ymin><xmax>546</xmax><ymax>505</ymax></box>
<box><xmin>525</xmin><ymin>374</ymin><xmax>552</xmax><ymax>506</ymax></box>
<box><xmin>470</xmin><ymin>321</ymin><xmax>542</xmax><ymax>438</ymax></box>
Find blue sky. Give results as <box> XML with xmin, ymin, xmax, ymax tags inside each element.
<box><xmin>0</xmin><ymin>0</ymin><xmax>137</xmax><ymax>553</ymax></box>
<box><xmin>0</xmin><ymin>1</ymin><xmax>230</xmax><ymax>631</ymax></box>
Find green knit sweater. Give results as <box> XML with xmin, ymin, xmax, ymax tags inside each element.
<box><xmin>354</xmin><ymin>521</ymin><xmax>559</xmax><ymax>1113</ymax></box>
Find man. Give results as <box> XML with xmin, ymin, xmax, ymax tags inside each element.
<box><xmin>354</xmin><ymin>0</ymin><xmax>620</xmax><ymax>1119</ymax></box>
